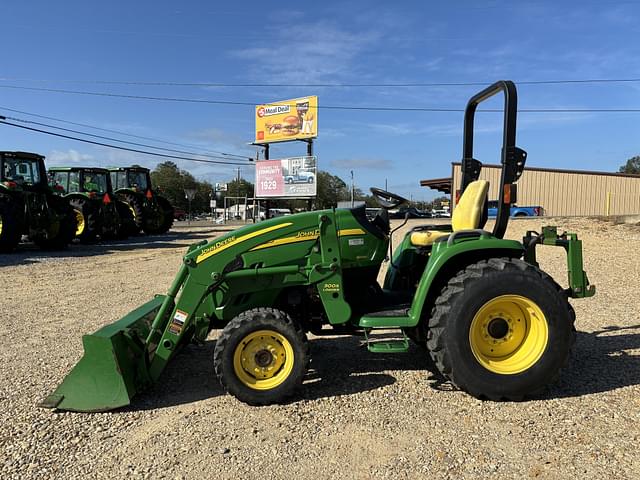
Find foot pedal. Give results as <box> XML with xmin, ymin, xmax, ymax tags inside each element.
<box><xmin>364</xmin><ymin>329</ymin><xmax>409</xmax><ymax>353</ymax></box>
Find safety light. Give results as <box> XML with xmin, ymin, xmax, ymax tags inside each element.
<box><xmin>503</xmin><ymin>184</ymin><xmax>517</xmax><ymax>204</ymax></box>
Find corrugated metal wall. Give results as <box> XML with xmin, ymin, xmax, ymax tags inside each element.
<box><xmin>451</xmin><ymin>163</ymin><xmax>640</xmax><ymax>216</ymax></box>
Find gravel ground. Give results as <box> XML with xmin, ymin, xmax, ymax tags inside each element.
<box><xmin>1</xmin><ymin>217</ymin><xmax>639</xmax><ymax>479</ymax></box>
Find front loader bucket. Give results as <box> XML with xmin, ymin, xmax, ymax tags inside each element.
<box><xmin>40</xmin><ymin>296</ymin><xmax>166</xmax><ymax>412</ymax></box>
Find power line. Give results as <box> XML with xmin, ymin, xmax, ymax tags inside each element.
<box><xmin>0</xmin><ymin>118</ymin><xmax>252</xmax><ymax>166</ymax></box>
<box><xmin>3</xmin><ymin>77</ymin><xmax>640</xmax><ymax>87</ymax></box>
<box><xmin>2</xmin><ymin>84</ymin><xmax>640</xmax><ymax>112</ymax></box>
<box><xmin>0</xmin><ymin>105</ymin><xmax>249</xmax><ymax>159</ymax></box>
<box><xmin>1</xmin><ymin>115</ymin><xmax>253</xmax><ymax>162</ymax></box>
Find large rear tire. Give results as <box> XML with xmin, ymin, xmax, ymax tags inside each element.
<box><xmin>214</xmin><ymin>308</ymin><xmax>309</xmax><ymax>405</ymax></box>
<box><xmin>0</xmin><ymin>196</ymin><xmax>22</xmax><ymax>252</ymax></box>
<box><xmin>427</xmin><ymin>258</ymin><xmax>574</xmax><ymax>400</ymax></box>
<box><xmin>156</xmin><ymin>196</ymin><xmax>174</xmax><ymax>234</ymax></box>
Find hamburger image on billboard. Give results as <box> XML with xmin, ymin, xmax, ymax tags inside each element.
<box><xmin>255</xmin><ymin>96</ymin><xmax>318</xmax><ymax>143</ymax></box>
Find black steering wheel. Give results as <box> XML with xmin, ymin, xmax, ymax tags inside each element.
<box><xmin>370</xmin><ymin>187</ymin><xmax>408</xmax><ymax>209</ymax></box>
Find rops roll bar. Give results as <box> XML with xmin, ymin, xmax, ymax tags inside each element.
<box><xmin>460</xmin><ymin>80</ymin><xmax>527</xmax><ymax>239</ymax></box>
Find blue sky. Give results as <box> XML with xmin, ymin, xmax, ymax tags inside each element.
<box><xmin>1</xmin><ymin>0</ymin><xmax>639</xmax><ymax>201</ymax></box>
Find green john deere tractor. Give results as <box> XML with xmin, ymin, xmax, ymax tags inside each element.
<box><xmin>43</xmin><ymin>81</ymin><xmax>595</xmax><ymax>412</ymax></box>
<box><xmin>48</xmin><ymin>167</ymin><xmax>137</xmax><ymax>242</ymax></box>
<box><xmin>0</xmin><ymin>151</ymin><xmax>76</xmax><ymax>252</ymax></box>
<box><xmin>109</xmin><ymin>166</ymin><xmax>174</xmax><ymax>235</ymax></box>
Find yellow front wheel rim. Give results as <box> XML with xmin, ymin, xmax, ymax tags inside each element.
<box><xmin>469</xmin><ymin>295</ymin><xmax>548</xmax><ymax>375</ymax></box>
<box><xmin>74</xmin><ymin>209</ymin><xmax>85</xmax><ymax>236</ymax></box>
<box><xmin>233</xmin><ymin>330</ymin><xmax>294</xmax><ymax>390</ymax></box>
<box><xmin>0</xmin><ymin>214</ymin><xmax>3</xmax><ymax>236</ymax></box>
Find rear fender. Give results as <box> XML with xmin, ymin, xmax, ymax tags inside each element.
<box><xmin>408</xmin><ymin>236</ymin><xmax>523</xmax><ymax>324</ymax></box>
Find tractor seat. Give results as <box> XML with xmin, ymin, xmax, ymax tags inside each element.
<box><xmin>410</xmin><ymin>180</ymin><xmax>489</xmax><ymax>247</ymax></box>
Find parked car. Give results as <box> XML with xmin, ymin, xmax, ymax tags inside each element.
<box><xmin>487</xmin><ymin>201</ymin><xmax>543</xmax><ymax>217</ymax></box>
<box><xmin>174</xmin><ymin>208</ymin><xmax>187</xmax><ymax>221</ymax></box>
<box><xmin>259</xmin><ymin>208</ymin><xmax>292</xmax><ymax>220</ymax></box>
<box><xmin>284</xmin><ymin>171</ymin><xmax>315</xmax><ymax>184</ymax></box>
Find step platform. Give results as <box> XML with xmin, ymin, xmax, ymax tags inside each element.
<box><xmin>358</xmin><ymin>303</ymin><xmax>412</xmax><ymax>328</ymax></box>
<box><xmin>363</xmin><ymin>328</ymin><xmax>410</xmax><ymax>353</ymax></box>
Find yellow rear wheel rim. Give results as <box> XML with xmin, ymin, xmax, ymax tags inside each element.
<box><xmin>74</xmin><ymin>209</ymin><xmax>85</xmax><ymax>236</ymax></box>
<box><xmin>469</xmin><ymin>295</ymin><xmax>548</xmax><ymax>375</ymax></box>
<box><xmin>0</xmin><ymin>214</ymin><xmax>3</xmax><ymax>236</ymax></box>
<box><xmin>233</xmin><ymin>330</ymin><xmax>294</xmax><ymax>390</ymax></box>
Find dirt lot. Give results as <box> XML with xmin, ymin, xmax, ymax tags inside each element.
<box><xmin>1</xmin><ymin>217</ymin><xmax>639</xmax><ymax>479</ymax></box>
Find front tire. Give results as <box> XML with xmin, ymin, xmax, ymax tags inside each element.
<box><xmin>69</xmin><ymin>197</ymin><xmax>100</xmax><ymax>243</ymax></box>
<box><xmin>114</xmin><ymin>200</ymin><xmax>136</xmax><ymax>238</ymax></box>
<box><xmin>214</xmin><ymin>308</ymin><xmax>309</xmax><ymax>405</ymax></box>
<box><xmin>34</xmin><ymin>200</ymin><xmax>77</xmax><ymax>250</ymax></box>
<box><xmin>427</xmin><ymin>258</ymin><xmax>574</xmax><ymax>400</ymax></box>
<box><xmin>121</xmin><ymin>192</ymin><xmax>143</xmax><ymax>234</ymax></box>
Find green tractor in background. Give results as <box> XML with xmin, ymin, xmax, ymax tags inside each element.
<box><xmin>0</xmin><ymin>151</ymin><xmax>76</xmax><ymax>252</ymax></box>
<box><xmin>48</xmin><ymin>167</ymin><xmax>137</xmax><ymax>242</ymax></box>
<box><xmin>44</xmin><ymin>81</ymin><xmax>595</xmax><ymax>412</ymax></box>
<box><xmin>109</xmin><ymin>166</ymin><xmax>174</xmax><ymax>235</ymax></box>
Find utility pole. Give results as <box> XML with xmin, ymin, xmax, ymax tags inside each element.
<box><xmin>385</xmin><ymin>178</ymin><xmax>388</xmax><ymax>191</ymax></box>
<box><xmin>350</xmin><ymin>170</ymin><xmax>354</xmax><ymax>207</ymax></box>
<box><xmin>236</xmin><ymin>167</ymin><xmax>241</xmax><ymax>218</ymax></box>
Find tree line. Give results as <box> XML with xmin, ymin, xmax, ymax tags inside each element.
<box><xmin>619</xmin><ymin>156</ymin><xmax>640</xmax><ymax>174</ymax></box>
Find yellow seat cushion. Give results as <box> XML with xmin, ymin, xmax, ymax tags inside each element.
<box><xmin>451</xmin><ymin>180</ymin><xmax>489</xmax><ymax>231</ymax></box>
<box><xmin>410</xmin><ymin>230</ymin><xmax>449</xmax><ymax>247</ymax></box>
<box><xmin>409</xmin><ymin>180</ymin><xmax>489</xmax><ymax>248</ymax></box>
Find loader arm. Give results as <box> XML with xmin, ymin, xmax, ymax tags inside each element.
<box><xmin>144</xmin><ymin>213</ymin><xmax>352</xmax><ymax>382</ymax></box>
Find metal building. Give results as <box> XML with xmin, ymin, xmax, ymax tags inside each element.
<box><xmin>421</xmin><ymin>163</ymin><xmax>640</xmax><ymax>216</ymax></box>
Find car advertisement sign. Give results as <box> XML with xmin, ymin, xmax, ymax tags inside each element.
<box><xmin>255</xmin><ymin>96</ymin><xmax>318</xmax><ymax>143</ymax></box>
<box><xmin>255</xmin><ymin>156</ymin><xmax>317</xmax><ymax>198</ymax></box>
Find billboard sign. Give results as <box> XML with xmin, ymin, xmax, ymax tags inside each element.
<box><xmin>215</xmin><ymin>182</ymin><xmax>228</xmax><ymax>192</ymax></box>
<box><xmin>255</xmin><ymin>156</ymin><xmax>317</xmax><ymax>198</ymax></box>
<box><xmin>255</xmin><ymin>96</ymin><xmax>318</xmax><ymax>143</ymax></box>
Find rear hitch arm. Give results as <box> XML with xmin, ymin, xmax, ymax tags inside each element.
<box><xmin>523</xmin><ymin>226</ymin><xmax>595</xmax><ymax>298</ymax></box>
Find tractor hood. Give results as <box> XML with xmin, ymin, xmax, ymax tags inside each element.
<box><xmin>184</xmin><ymin>207</ymin><xmax>388</xmax><ymax>273</ymax></box>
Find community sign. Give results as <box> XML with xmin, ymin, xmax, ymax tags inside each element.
<box><xmin>255</xmin><ymin>96</ymin><xmax>318</xmax><ymax>143</ymax></box>
<box><xmin>255</xmin><ymin>156</ymin><xmax>317</xmax><ymax>198</ymax></box>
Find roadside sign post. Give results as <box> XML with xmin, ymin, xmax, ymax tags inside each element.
<box><xmin>184</xmin><ymin>188</ymin><xmax>197</xmax><ymax>225</ymax></box>
<box><xmin>209</xmin><ymin>191</ymin><xmax>216</xmax><ymax>220</ymax></box>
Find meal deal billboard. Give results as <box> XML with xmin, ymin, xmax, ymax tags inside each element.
<box><xmin>255</xmin><ymin>96</ymin><xmax>318</xmax><ymax>143</ymax></box>
<box><xmin>255</xmin><ymin>156</ymin><xmax>317</xmax><ymax>198</ymax></box>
